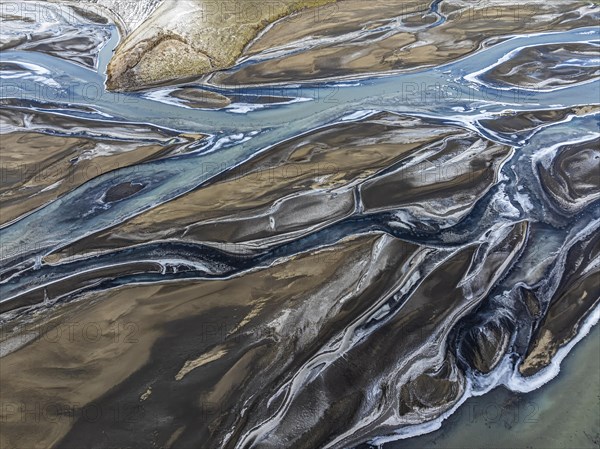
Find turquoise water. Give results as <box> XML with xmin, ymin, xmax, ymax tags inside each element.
<box><xmin>1</xmin><ymin>4</ymin><xmax>599</xmax><ymax>448</ymax></box>
<box><xmin>1</xmin><ymin>26</ymin><xmax>598</xmax><ymax>261</ymax></box>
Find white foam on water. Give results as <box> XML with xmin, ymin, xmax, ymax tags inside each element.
<box><xmin>368</xmin><ymin>304</ymin><xmax>600</xmax><ymax>447</ymax></box>
<box><xmin>505</xmin><ymin>305</ymin><xmax>600</xmax><ymax>393</ymax></box>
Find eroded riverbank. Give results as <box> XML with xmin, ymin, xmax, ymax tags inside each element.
<box><xmin>0</xmin><ymin>1</ymin><xmax>599</xmax><ymax>448</ymax></box>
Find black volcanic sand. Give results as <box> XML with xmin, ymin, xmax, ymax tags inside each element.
<box><xmin>0</xmin><ymin>106</ymin><xmax>202</xmax><ymax>225</ymax></box>
<box><xmin>0</xmin><ymin>222</ymin><xmax>534</xmax><ymax>449</ymax></box>
<box><xmin>1</xmin><ymin>105</ymin><xmax>598</xmax><ymax>448</ymax></box>
<box><xmin>377</xmin><ymin>324</ymin><xmax>600</xmax><ymax>449</ymax></box>
<box><xmin>210</xmin><ymin>0</ymin><xmax>598</xmax><ymax>86</ymax></box>
<box><xmin>486</xmin><ymin>43</ymin><xmax>600</xmax><ymax>89</ymax></box>
<box><xmin>1</xmin><ymin>1</ymin><xmax>600</xmax><ymax>448</ymax></box>
<box><xmin>40</xmin><ymin>112</ymin><xmax>510</xmax><ymax>268</ymax></box>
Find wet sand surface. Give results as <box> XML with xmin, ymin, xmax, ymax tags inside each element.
<box><xmin>1</xmin><ymin>1</ymin><xmax>599</xmax><ymax>448</ymax></box>
<box><xmin>0</xmin><ymin>106</ymin><xmax>203</xmax><ymax>225</ymax></box>
<box><xmin>377</xmin><ymin>324</ymin><xmax>600</xmax><ymax>449</ymax></box>
<box><xmin>211</xmin><ymin>0</ymin><xmax>599</xmax><ymax>85</ymax></box>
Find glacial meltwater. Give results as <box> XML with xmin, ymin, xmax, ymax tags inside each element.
<box><xmin>0</xmin><ymin>1</ymin><xmax>598</xmax><ymax>448</ymax></box>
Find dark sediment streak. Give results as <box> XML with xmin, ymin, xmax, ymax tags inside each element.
<box><xmin>1</xmin><ymin>2</ymin><xmax>599</xmax><ymax>449</ymax></box>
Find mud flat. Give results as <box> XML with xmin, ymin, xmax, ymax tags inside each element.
<box><xmin>99</xmin><ymin>0</ymin><xmax>599</xmax><ymax>90</ymax></box>
<box><xmin>1</xmin><ymin>0</ymin><xmax>599</xmax><ymax>448</ymax></box>
<box><xmin>379</xmin><ymin>324</ymin><xmax>600</xmax><ymax>449</ymax></box>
